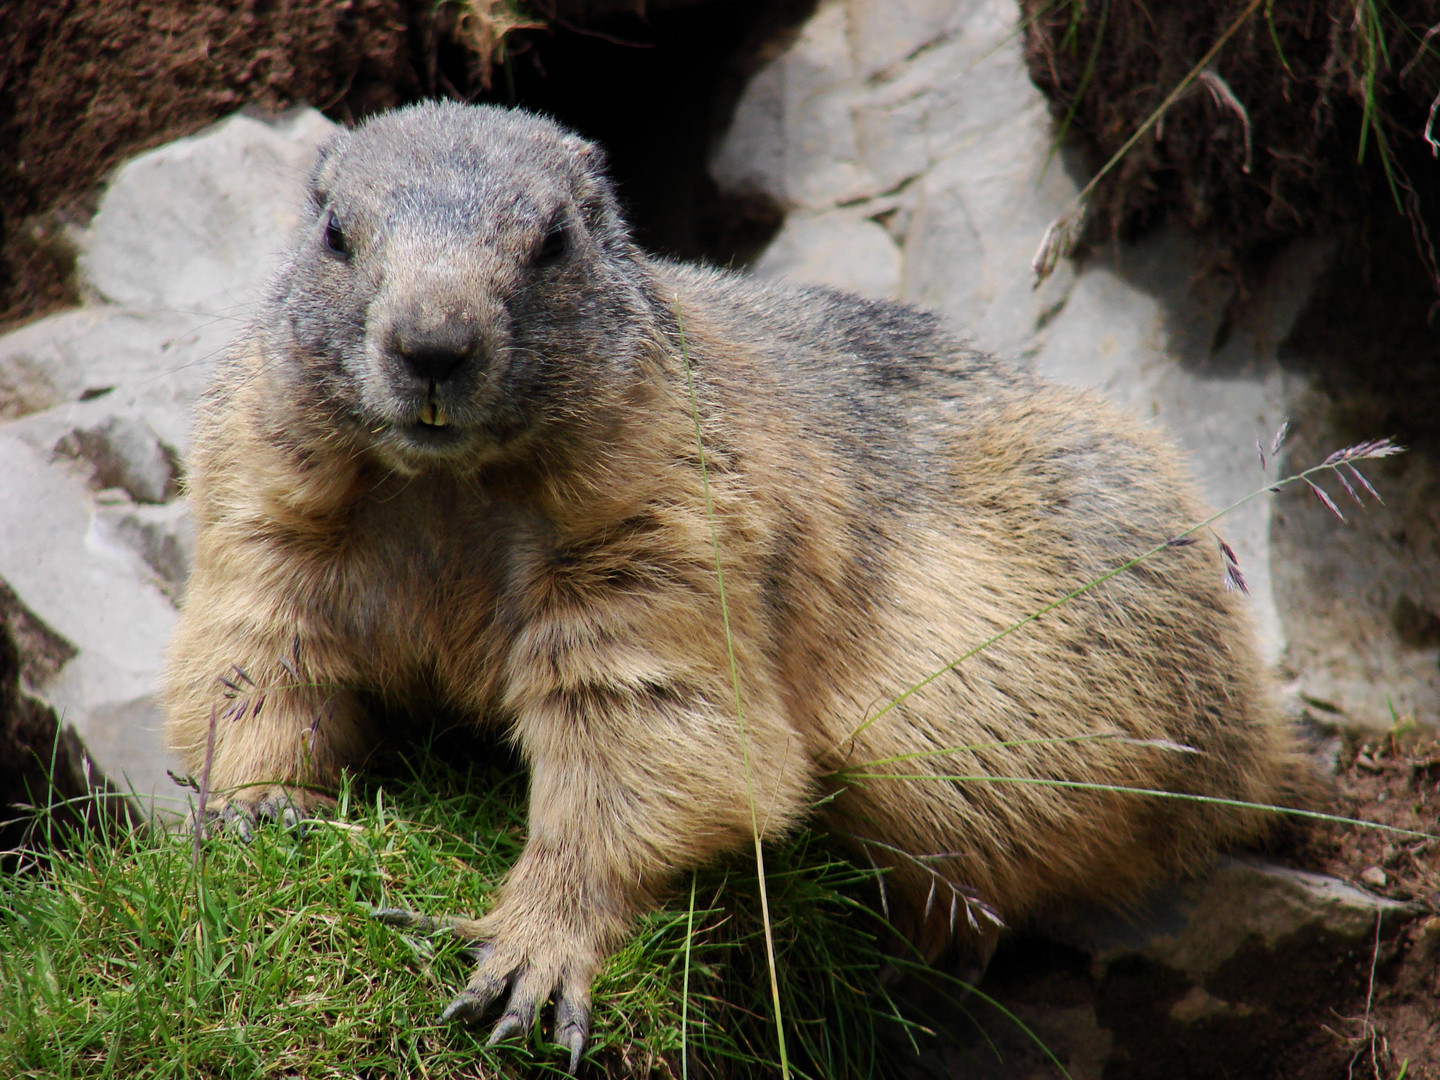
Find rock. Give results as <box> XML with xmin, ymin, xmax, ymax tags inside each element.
<box><xmin>0</xmin><ymin>430</ymin><xmax>180</xmax><ymax>805</ymax></box>
<box><xmin>53</xmin><ymin>414</ymin><xmax>178</xmax><ymax>504</ymax></box>
<box><xmin>710</xmin><ymin>0</ymin><xmax>1293</xmax><ymax>663</ymax></box>
<box><xmin>1269</xmin><ymin>387</ymin><xmax>1440</xmax><ymax>729</ymax></box>
<box><xmin>0</xmin><ymin>597</ymin><xmax>134</xmax><ymax>867</ymax></box>
<box><xmin>753</xmin><ymin>209</ymin><xmax>903</xmax><ymax>299</ymax></box>
<box><xmin>0</xmin><ymin>306</ymin><xmax>232</xmax><ymax>453</ymax></box>
<box><xmin>96</xmin><ymin>499</ymin><xmax>195</xmax><ymax>598</ymax></box>
<box><xmin>1028</xmin><ymin>231</ymin><xmax>1334</xmax><ymax>664</ymax></box>
<box><xmin>845</xmin><ymin>0</ymin><xmax>970</xmax><ymax>82</ymax></box>
<box><xmin>78</xmin><ymin>108</ymin><xmax>337</xmax><ymax>317</ymax></box>
<box><xmin>1050</xmin><ymin>859</ymin><xmax>1419</xmax><ymax>975</ymax></box>
<box><xmin>0</xmin><ymin>107</ymin><xmax>337</xmax><ymax>806</ymax></box>
<box><xmin>925</xmin><ymin>858</ymin><xmax>1423</xmax><ymax>1079</ymax></box>
<box><xmin>0</xmin><ymin>578</ymin><xmax>75</xmax><ymax>689</ymax></box>
<box><xmin>710</xmin><ymin>2</ymin><xmax>879</xmax><ymax>212</ymax></box>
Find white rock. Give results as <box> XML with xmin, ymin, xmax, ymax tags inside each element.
<box><xmin>96</xmin><ymin>498</ymin><xmax>196</xmax><ymax>596</ymax></box>
<box><xmin>0</xmin><ymin>107</ymin><xmax>337</xmax><ymax>807</ymax></box>
<box><xmin>1032</xmin><ymin>231</ymin><xmax>1334</xmax><ymax>664</ymax></box>
<box><xmin>1095</xmin><ymin>859</ymin><xmax>1417</xmax><ymax>975</ymax></box>
<box><xmin>78</xmin><ymin>108</ymin><xmax>335</xmax><ymax>316</ymax></box>
<box><xmin>707</xmin><ymin>0</ymin><xmax>1346</xmax><ymax>672</ymax></box>
<box><xmin>1270</xmin><ymin>395</ymin><xmax>1440</xmax><ymax>728</ymax></box>
<box><xmin>846</xmin><ymin>0</ymin><xmax>973</xmax><ymax>81</ymax></box>
<box><xmin>753</xmin><ymin>209</ymin><xmax>903</xmax><ymax>300</ymax></box>
<box><xmin>53</xmin><ymin>414</ymin><xmax>177</xmax><ymax>505</ymax></box>
<box><xmin>710</xmin><ymin>1</ymin><xmax>881</xmax><ymax>211</ymax></box>
<box><xmin>713</xmin><ymin>0</ymin><xmax>1084</xmax><ymax>355</ymax></box>
<box><xmin>0</xmin><ymin>433</ymin><xmax>177</xmax><ymax>803</ymax></box>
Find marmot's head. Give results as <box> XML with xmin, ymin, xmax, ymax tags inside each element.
<box><xmin>272</xmin><ymin>101</ymin><xmax>655</xmax><ymax>473</ymax></box>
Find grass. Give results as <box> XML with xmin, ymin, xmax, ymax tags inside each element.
<box><xmin>676</xmin><ymin>301</ymin><xmax>790</xmax><ymax>1078</ymax></box>
<box><xmin>0</xmin><ymin>747</ymin><xmax>947</xmax><ymax>1080</ymax></box>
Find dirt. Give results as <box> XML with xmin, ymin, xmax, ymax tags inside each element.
<box><xmin>1291</xmin><ymin>733</ymin><xmax>1440</xmax><ymax>1077</ymax></box>
<box><xmin>0</xmin><ymin>0</ymin><xmax>434</xmax><ymax>329</ymax></box>
<box><xmin>1020</xmin><ymin>0</ymin><xmax>1440</xmax><ymax>297</ymax></box>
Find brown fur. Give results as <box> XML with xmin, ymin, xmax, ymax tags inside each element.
<box><xmin>164</xmin><ymin>101</ymin><xmax>1309</xmax><ymax>1057</ymax></box>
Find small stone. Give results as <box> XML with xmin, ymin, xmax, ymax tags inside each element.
<box><xmin>1412</xmin><ymin>916</ymin><xmax>1440</xmax><ymax>963</ymax></box>
<box><xmin>1360</xmin><ymin>866</ymin><xmax>1388</xmax><ymax>888</ymax></box>
<box><xmin>53</xmin><ymin>408</ymin><xmax>178</xmax><ymax>505</ymax></box>
<box><xmin>1168</xmin><ymin>985</ymin><xmax>1250</xmax><ymax>1023</ymax></box>
<box><xmin>1355</xmin><ymin>753</ymin><xmax>1380</xmax><ymax>772</ymax></box>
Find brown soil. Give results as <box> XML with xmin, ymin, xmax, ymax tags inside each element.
<box><xmin>1292</xmin><ymin>734</ymin><xmax>1440</xmax><ymax>1077</ymax></box>
<box><xmin>1020</xmin><ymin>0</ymin><xmax>1440</xmax><ymax>293</ymax></box>
<box><xmin>0</xmin><ymin>0</ymin><xmax>434</xmax><ymax>330</ymax></box>
<box><xmin>1307</xmin><ymin>739</ymin><xmax>1440</xmax><ymax>913</ymax></box>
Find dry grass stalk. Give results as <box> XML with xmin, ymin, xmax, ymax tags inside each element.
<box><xmin>446</xmin><ymin>0</ymin><xmax>544</xmax><ymax>89</ymax></box>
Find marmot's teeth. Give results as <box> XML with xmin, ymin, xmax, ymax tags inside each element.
<box><xmin>418</xmin><ymin>403</ymin><xmax>449</xmax><ymax>427</ymax></box>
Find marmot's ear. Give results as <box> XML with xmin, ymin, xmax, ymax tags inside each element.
<box><xmin>561</xmin><ymin>133</ymin><xmax>607</xmax><ymax>175</ymax></box>
<box><xmin>564</xmin><ymin>136</ymin><xmax>629</xmax><ymax>247</ymax></box>
<box><xmin>307</xmin><ymin>130</ymin><xmax>352</xmax><ymax>210</ymax></box>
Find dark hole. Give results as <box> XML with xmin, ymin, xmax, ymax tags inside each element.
<box><xmin>456</xmin><ymin>2</ymin><xmax>815</xmax><ymax>267</ymax></box>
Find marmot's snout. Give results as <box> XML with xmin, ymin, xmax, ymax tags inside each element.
<box><xmin>372</xmin><ymin>276</ymin><xmax>506</xmax><ymax>438</ymax></box>
<box><xmin>392</xmin><ymin>313</ymin><xmax>481</xmax><ymax>385</ymax></box>
<box><xmin>387</xmin><ymin>302</ymin><xmax>486</xmax><ymax>430</ymax></box>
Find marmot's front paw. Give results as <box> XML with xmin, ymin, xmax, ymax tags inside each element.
<box><xmin>374</xmin><ymin>908</ymin><xmax>594</xmax><ymax>1073</ymax></box>
<box><xmin>202</xmin><ymin>785</ymin><xmax>336</xmax><ymax>841</ymax></box>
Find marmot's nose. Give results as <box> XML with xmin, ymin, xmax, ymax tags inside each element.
<box><xmin>393</xmin><ymin>316</ymin><xmax>480</xmax><ymax>382</ymax></box>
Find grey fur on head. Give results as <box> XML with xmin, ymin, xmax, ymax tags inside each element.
<box><xmin>271</xmin><ymin>101</ymin><xmax>655</xmax><ymax>473</ymax></box>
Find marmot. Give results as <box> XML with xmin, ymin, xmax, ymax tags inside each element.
<box><xmin>164</xmin><ymin>101</ymin><xmax>1308</xmax><ymax>1070</ymax></box>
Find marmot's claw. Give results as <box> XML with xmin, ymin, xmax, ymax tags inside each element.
<box><xmin>555</xmin><ymin>989</ymin><xmax>590</xmax><ymax>1074</ymax></box>
<box><xmin>440</xmin><ymin>989</ymin><xmax>494</xmax><ymax>1024</ymax></box>
<box><xmin>562</xmin><ymin>1029</ymin><xmax>586</xmax><ymax>1075</ymax></box>
<box><xmin>485</xmin><ymin>1007</ymin><xmax>530</xmax><ymax>1046</ymax></box>
<box><xmin>372</xmin><ymin>907</ymin><xmax>490</xmax><ymax>946</ymax></box>
<box><xmin>375</xmin><ymin>906</ymin><xmax>588</xmax><ymax>1069</ymax></box>
<box><xmin>201</xmin><ymin>787</ymin><xmax>333</xmax><ymax>841</ymax></box>
<box><xmin>444</xmin><ymin>966</ymin><xmax>508</xmax><ymax>1025</ymax></box>
<box><xmin>255</xmin><ymin>789</ymin><xmax>329</xmax><ymax>833</ymax></box>
<box><xmin>209</xmin><ymin>801</ymin><xmax>256</xmax><ymax>843</ymax></box>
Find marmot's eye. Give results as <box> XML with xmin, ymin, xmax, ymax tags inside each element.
<box><xmin>324</xmin><ymin>211</ymin><xmax>350</xmax><ymax>259</ymax></box>
<box><xmin>535</xmin><ymin>217</ymin><xmax>569</xmax><ymax>267</ymax></box>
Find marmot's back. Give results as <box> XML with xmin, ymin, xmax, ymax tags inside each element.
<box><xmin>647</xmin><ymin>258</ymin><xmax>1303</xmax><ymax>937</ymax></box>
<box><xmin>164</xmin><ymin>101</ymin><xmax>1311</xmax><ymax>1067</ymax></box>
